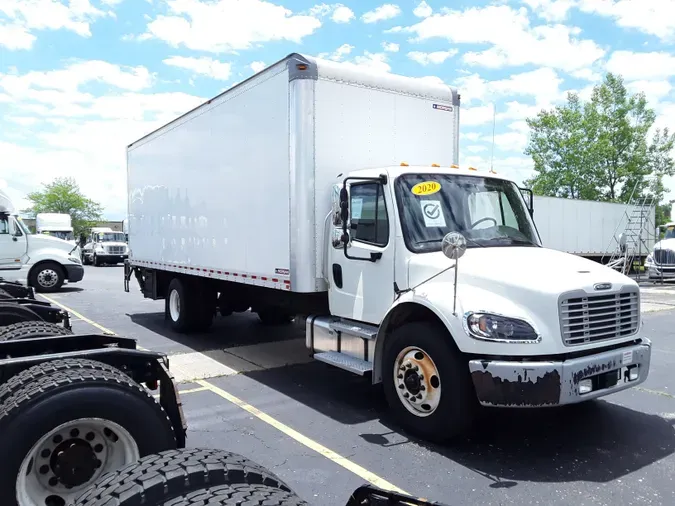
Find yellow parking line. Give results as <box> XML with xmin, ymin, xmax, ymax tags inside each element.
<box><xmin>38</xmin><ymin>295</ymin><xmax>408</xmax><ymax>495</ymax></box>
<box><xmin>40</xmin><ymin>294</ymin><xmax>117</xmax><ymax>336</ymax></box>
<box><xmin>196</xmin><ymin>379</ymin><xmax>407</xmax><ymax>494</ymax></box>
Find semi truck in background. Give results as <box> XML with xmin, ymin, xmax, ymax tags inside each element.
<box><xmin>532</xmin><ymin>196</ymin><xmax>656</xmax><ymax>262</ymax></box>
<box><xmin>0</xmin><ymin>190</ymin><xmax>84</xmax><ymax>292</ymax></box>
<box><xmin>81</xmin><ymin>226</ymin><xmax>129</xmax><ymax>266</ymax></box>
<box><xmin>124</xmin><ymin>53</ymin><xmax>652</xmax><ymax>442</ymax></box>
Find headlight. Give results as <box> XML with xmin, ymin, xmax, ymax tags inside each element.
<box><xmin>464</xmin><ymin>312</ymin><xmax>540</xmax><ymax>342</ymax></box>
<box><xmin>68</xmin><ymin>256</ymin><xmax>81</xmax><ymax>264</ymax></box>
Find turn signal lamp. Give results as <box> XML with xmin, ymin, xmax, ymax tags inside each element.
<box><xmin>450</xmin><ymin>164</ymin><xmax>459</xmax><ymax>169</ymax></box>
<box><xmin>468</xmin><ymin>166</ymin><xmax>478</xmax><ymax>171</ymax></box>
<box><xmin>400</xmin><ymin>162</ymin><xmax>409</xmax><ymax>166</ymax></box>
<box><xmin>431</xmin><ymin>163</ymin><xmax>440</xmax><ymax>167</ymax></box>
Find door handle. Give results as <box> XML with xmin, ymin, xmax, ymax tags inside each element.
<box><xmin>12</xmin><ymin>237</ymin><xmax>17</xmax><ymax>242</ymax></box>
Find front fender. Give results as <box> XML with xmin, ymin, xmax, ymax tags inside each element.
<box><xmin>373</xmin><ymin>288</ymin><xmax>461</xmax><ymax>383</ymax></box>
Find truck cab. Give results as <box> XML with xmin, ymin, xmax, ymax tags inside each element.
<box><xmin>82</xmin><ymin>227</ymin><xmax>129</xmax><ymax>266</ymax></box>
<box><xmin>309</xmin><ymin>163</ymin><xmax>650</xmax><ymax>440</ymax></box>
<box><xmin>646</xmin><ymin>221</ymin><xmax>675</xmax><ymax>280</ymax></box>
<box><xmin>0</xmin><ymin>191</ymin><xmax>84</xmax><ymax>292</ymax></box>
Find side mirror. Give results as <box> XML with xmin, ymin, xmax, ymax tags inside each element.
<box><xmin>519</xmin><ymin>187</ymin><xmax>534</xmax><ymax>216</ymax></box>
<box><xmin>441</xmin><ymin>232</ymin><xmax>467</xmax><ymax>260</ymax></box>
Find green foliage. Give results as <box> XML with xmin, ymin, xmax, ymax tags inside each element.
<box><xmin>524</xmin><ymin>73</ymin><xmax>675</xmax><ymax>224</ymax></box>
<box><xmin>22</xmin><ymin>177</ymin><xmax>103</xmax><ymax>236</ymax></box>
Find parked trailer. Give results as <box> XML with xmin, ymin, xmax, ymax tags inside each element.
<box><xmin>0</xmin><ymin>293</ymin><xmax>186</xmax><ymax>506</ymax></box>
<box><xmin>125</xmin><ymin>52</ymin><xmax>652</xmax><ymax>443</ymax></box>
<box><xmin>532</xmin><ymin>195</ymin><xmax>656</xmax><ymax>260</ymax></box>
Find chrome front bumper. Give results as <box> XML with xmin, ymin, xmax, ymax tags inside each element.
<box><xmin>468</xmin><ymin>338</ymin><xmax>652</xmax><ymax>407</ymax></box>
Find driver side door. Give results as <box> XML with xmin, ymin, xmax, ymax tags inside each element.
<box><xmin>0</xmin><ymin>215</ymin><xmax>28</xmax><ymax>270</ymax></box>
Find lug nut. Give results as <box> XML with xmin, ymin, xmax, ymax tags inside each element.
<box><xmin>412</xmin><ymin>365</ymin><xmax>419</xmax><ymax>371</ymax></box>
<box><xmin>398</xmin><ymin>384</ymin><xmax>404</xmax><ymax>389</ymax></box>
<box><xmin>403</xmin><ymin>392</ymin><xmax>409</xmax><ymax>398</ymax></box>
<box><xmin>397</xmin><ymin>374</ymin><xmax>403</xmax><ymax>379</ymax></box>
<box><xmin>420</xmin><ymin>385</ymin><xmax>426</xmax><ymax>391</ymax></box>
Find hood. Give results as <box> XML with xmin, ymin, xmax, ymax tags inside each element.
<box><xmin>654</xmin><ymin>238</ymin><xmax>675</xmax><ymax>251</ymax></box>
<box><xmin>408</xmin><ymin>246</ymin><xmax>635</xmax><ymax>295</ymax></box>
<box><xmin>29</xmin><ymin>233</ymin><xmax>78</xmax><ymax>254</ymax></box>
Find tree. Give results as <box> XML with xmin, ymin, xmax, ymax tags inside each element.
<box><xmin>22</xmin><ymin>177</ymin><xmax>103</xmax><ymax>236</ymax></box>
<box><xmin>524</xmin><ymin>73</ymin><xmax>675</xmax><ymax>225</ymax></box>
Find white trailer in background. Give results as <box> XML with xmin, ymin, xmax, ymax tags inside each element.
<box><xmin>124</xmin><ymin>53</ymin><xmax>652</xmax><ymax>442</ymax></box>
<box><xmin>532</xmin><ymin>195</ymin><xmax>656</xmax><ymax>261</ymax></box>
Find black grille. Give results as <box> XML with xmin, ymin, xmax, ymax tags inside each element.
<box><xmin>560</xmin><ymin>290</ymin><xmax>639</xmax><ymax>346</ymax></box>
<box><xmin>654</xmin><ymin>249</ymin><xmax>675</xmax><ymax>265</ymax></box>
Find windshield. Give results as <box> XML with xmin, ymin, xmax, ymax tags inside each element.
<box><xmin>16</xmin><ymin>217</ymin><xmax>31</xmax><ymax>235</ymax></box>
<box><xmin>665</xmin><ymin>226</ymin><xmax>675</xmax><ymax>240</ymax></box>
<box><xmin>395</xmin><ymin>173</ymin><xmax>541</xmax><ymax>253</ymax></box>
<box><xmin>42</xmin><ymin>230</ymin><xmax>74</xmax><ymax>241</ymax></box>
<box><xmin>98</xmin><ymin>232</ymin><xmax>125</xmax><ymax>242</ymax></box>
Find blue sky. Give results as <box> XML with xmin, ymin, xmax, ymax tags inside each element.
<box><xmin>1</xmin><ymin>0</ymin><xmax>674</xmax><ymax>219</ymax></box>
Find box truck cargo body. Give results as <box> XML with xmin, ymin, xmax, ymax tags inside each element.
<box><xmin>125</xmin><ymin>53</ymin><xmax>651</xmax><ymax>442</ymax></box>
<box><xmin>533</xmin><ymin>196</ymin><xmax>656</xmax><ymax>260</ymax></box>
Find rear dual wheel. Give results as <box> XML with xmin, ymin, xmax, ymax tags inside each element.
<box><xmin>0</xmin><ymin>359</ymin><xmax>177</xmax><ymax>506</ymax></box>
<box><xmin>165</xmin><ymin>278</ymin><xmax>215</xmax><ymax>333</ymax></box>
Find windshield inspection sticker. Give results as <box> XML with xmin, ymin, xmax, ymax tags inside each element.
<box><xmin>420</xmin><ymin>200</ymin><xmax>446</xmax><ymax>227</ymax></box>
<box><xmin>411</xmin><ymin>181</ymin><xmax>441</xmax><ymax>196</ymax></box>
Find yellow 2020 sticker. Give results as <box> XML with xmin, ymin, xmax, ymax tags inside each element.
<box><xmin>411</xmin><ymin>181</ymin><xmax>441</xmax><ymax>196</ymax></box>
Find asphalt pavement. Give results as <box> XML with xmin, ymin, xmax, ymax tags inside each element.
<box><xmin>42</xmin><ymin>266</ymin><xmax>675</xmax><ymax>506</ymax></box>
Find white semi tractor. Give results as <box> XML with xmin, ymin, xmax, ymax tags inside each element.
<box><xmin>124</xmin><ymin>53</ymin><xmax>651</xmax><ymax>441</ymax></box>
<box><xmin>0</xmin><ymin>191</ymin><xmax>84</xmax><ymax>292</ymax></box>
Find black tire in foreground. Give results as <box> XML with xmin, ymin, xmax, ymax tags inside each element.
<box><xmin>382</xmin><ymin>321</ymin><xmax>477</xmax><ymax>443</ymax></box>
<box><xmin>0</xmin><ymin>320</ymin><xmax>72</xmax><ymax>341</ymax></box>
<box><xmin>74</xmin><ymin>448</ymin><xmax>292</xmax><ymax>506</ymax></box>
<box><xmin>0</xmin><ymin>302</ymin><xmax>42</xmax><ymax>326</ymax></box>
<box><xmin>0</xmin><ymin>360</ymin><xmax>177</xmax><ymax>506</ymax></box>
<box><xmin>163</xmin><ymin>484</ymin><xmax>308</xmax><ymax>506</ymax></box>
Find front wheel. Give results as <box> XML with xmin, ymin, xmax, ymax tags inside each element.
<box><xmin>382</xmin><ymin>321</ymin><xmax>476</xmax><ymax>443</ymax></box>
<box><xmin>29</xmin><ymin>262</ymin><xmax>64</xmax><ymax>292</ymax></box>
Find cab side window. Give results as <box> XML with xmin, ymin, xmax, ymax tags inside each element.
<box><xmin>0</xmin><ymin>216</ymin><xmax>9</xmax><ymax>234</ymax></box>
<box><xmin>350</xmin><ymin>183</ymin><xmax>389</xmax><ymax>246</ymax></box>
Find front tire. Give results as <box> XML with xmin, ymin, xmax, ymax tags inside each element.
<box><xmin>29</xmin><ymin>262</ymin><xmax>64</xmax><ymax>292</ymax></box>
<box><xmin>0</xmin><ymin>360</ymin><xmax>177</xmax><ymax>506</ymax></box>
<box><xmin>382</xmin><ymin>321</ymin><xmax>476</xmax><ymax>443</ymax></box>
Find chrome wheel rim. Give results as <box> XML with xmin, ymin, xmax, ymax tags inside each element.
<box><xmin>169</xmin><ymin>289</ymin><xmax>181</xmax><ymax>322</ymax></box>
<box><xmin>16</xmin><ymin>418</ymin><xmax>139</xmax><ymax>506</ymax></box>
<box><xmin>36</xmin><ymin>269</ymin><xmax>59</xmax><ymax>288</ymax></box>
<box><xmin>393</xmin><ymin>346</ymin><xmax>441</xmax><ymax>417</ymax></box>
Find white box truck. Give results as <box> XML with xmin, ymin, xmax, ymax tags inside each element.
<box><xmin>532</xmin><ymin>196</ymin><xmax>656</xmax><ymax>260</ymax></box>
<box><xmin>124</xmin><ymin>53</ymin><xmax>652</xmax><ymax>442</ymax></box>
<box><xmin>1</xmin><ymin>191</ymin><xmax>84</xmax><ymax>291</ymax></box>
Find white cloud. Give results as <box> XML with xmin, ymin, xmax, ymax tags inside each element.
<box><xmin>462</xmin><ymin>104</ymin><xmax>496</xmax><ymax>126</ymax></box>
<box><xmin>0</xmin><ymin>22</ymin><xmax>35</xmax><ymax>49</ymax></box>
<box><xmin>627</xmin><ymin>80</ymin><xmax>673</xmax><ymax>104</ymax></box>
<box><xmin>381</xmin><ymin>41</ymin><xmax>399</xmax><ymax>52</ymax></box>
<box><xmin>458</xmin><ymin>154</ymin><xmax>535</xmax><ymax>184</ymax></box>
<box><xmin>413</xmin><ymin>1</ymin><xmax>432</xmax><ymax>18</ymax></box>
<box><xmin>362</xmin><ymin>4</ymin><xmax>401</xmax><ymax>24</ymax></box>
<box><xmin>348</xmin><ymin>52</ymin><xmax>391</xmax><ymax>73</ymax></box>
<box><xmin>606</xmin><ymin>50</ymin><xmax>675</xmax><ymax>81</ymax></box>
<box><xmin>570</xmin><ymin>67</ymin><xmax>602</xmax><ymax>81</ymax></box>
<box><xmin>485</xmin><ymin>131</ymin><xmax>529</xmax><ymax>152</ymax></box>
<box><xmin>407</xmin><ymin>49</ymin><xmax>458</xmax><ymax>66</ymax></box>
<box><xmin>0</xmin><ymin>0</ymin><xmax>109</xmax><ymax>49</ymax></box>
<box><xmin>250</xmin><ymin>61</ymin><xmax>266</xmax><ymax>73</ymax></box>
<box><xmin>318</xmin><ymin>43</ymin><xmax>354</xmax><ymax>62</ymax></box>
<box><xmin>461</xmin><ymin>132</ymin><xmax>481</xmax><ymax>142</ymax></box>
<box><xmin>522</xmin><ymin>0</ymin><xmax>576</xmax><ymax>22</ymax></box>
<box><xmin>163</xmin><ymin>56</ymin><xmax>232</xmax><ymax>81</ymax></box>
<box><xmin>331</xmin><ymin>4</ymin><xmax>355</xmax><ymax>23</ymax></box>
<box><xmin>400</xmin><ymin>5</ymin><xmax>604</xmax><ymax>72</ymax></box>
<box><xmin>578</xmin><ymin>0</ymin><xmax>675</xmax><ymax>42</ymax></box>
<box><xmin>466</xmin><ymin>144</ymin><xmax>488</xmax><ymax>153</ymax></box>
<box><xmin>0</xmin><ymin>60</ymin><xmax>205</xmax><ymax>218</ymax></box>
<box><xmin>455</xmin><ymin>67</ymin><xmax>563</xmax><ymax>106</ymax></box>
<box><xmin>140</xmin><ymin>0</ymin><xmax>323</xmax><ymax>52</ymax></box>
